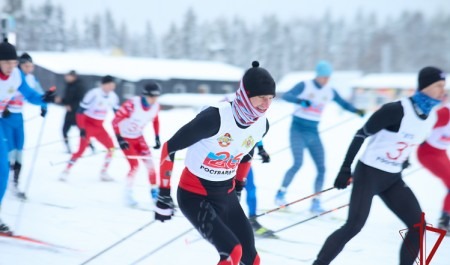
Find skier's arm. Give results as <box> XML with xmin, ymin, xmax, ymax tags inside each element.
<box><xmin>434</xmin><ymin>107</ymin><xmax>450</xmax><ymax>128</ymax></box>
<box><xmin>153</xmin><ymin>111</ymin><xmax>160</xmax><ymax>136</ymax></box>
<box><xmin>332</xmin><ymin>89</ymin><xmax>359</xmax><ymax>113</ymax></box>
<box><xmin>17</xmin><ymin>73</ymin><xmax>46</xmax><ymax>107</ymax></box>
<box><xmin>111</xmin><ymin>93</ymin><xmax>120</xmax><ymax>113</ymax></box>
<box><xmin>112</xmin><ymin>100</ymin><xmax>134</xmax><ymax>134</ymax></box>
<box><xmin>159</xmin><ymin>107</ymin><xmax>221</xmax><ymax>189</ymax></box>
<box><xmin>341</xmin><ymin>102</ymin><xmax>404</xmax><ymax>168</ymax></box>
<box><xmin>282</xmin><ymin>82</ymin><xmax>305</xmax><ymax>103</ymax></box>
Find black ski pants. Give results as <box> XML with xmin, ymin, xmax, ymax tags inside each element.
<box><xmin>177</xmin><ymin>178</ymin><xmax>258</xmax><ymax>264</ymax></box>
<box><xmin>313</xmin><ymin>161</ymin><xmax>423</xmax><ymax>265</ymax></box>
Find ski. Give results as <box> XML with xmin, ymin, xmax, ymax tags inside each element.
<box><xmin>0</xmin><ymin>232</ymin><xmax>78</xmax><ymax>251</ymax></box>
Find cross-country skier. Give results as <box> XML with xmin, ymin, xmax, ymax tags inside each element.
<box><xmin>221</xmin><ymin>94</ymin><xmax>275</xmax><ymax>237</ymax></box>
<box><xmin>274</xmin><ymin>60</ymin><xmax>365</xmax><ymax>213</ymax></box>
<box><xmin>417</xmin><ymin>102</ymin><xmax>450</xmax><ymax>235</ymax></box>
<box><xmin>0</xmin><ymin>39</ymin><xmax>54</xmax><ymax>234</ymax></box>
<box><xmin>154</xmin><ymin>61</ymin><xmax>275</xmax><ymax>265</ymax></box>
<box><xmin>3</xmin><ymin>53</ymin><xmax>45</xmax><ymax>200</ymax></box>
<box><xmin>312</xmin><ymin>66</ymin><xmax>446</xmax><ymax>265</ymax></box>
<box><xmin>59</xmin><ymin>75</ymin><xmax>119</xmax><ymax>182</ymax></box>
<box><xmin>112</xmin><ymin>82</ymin><xmax>161</xmax><ymax>206</ymax></box>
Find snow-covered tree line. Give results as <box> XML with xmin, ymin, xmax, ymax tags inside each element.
<box><xmin>3</xmin><ymin>0</ymin><xmax>450</xmax><ymax>79</ymax></box>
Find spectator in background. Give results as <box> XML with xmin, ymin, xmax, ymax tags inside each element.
<box><xmin>61</xmin><ymin>70</ymin><xmax>87</xmax><ymax>153</ymax></box>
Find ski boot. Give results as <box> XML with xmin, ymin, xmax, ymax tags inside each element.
<box><xmin>0</xmin><ymin>220</ymin><xmax>12</xmax><ymax>236</ymax></box>
<box><xmin>100</xmin><ymin>172</ymin><xmax>114</xmax><ymax>182</ymax></box>
<box><xmin>310</xmin><ymin>198</ymin><xmax>325</xmax><ymax>214</ymax></box>
<box><xmin>59</xmin><ymin>169</ymin><xmax>70</xmax><ymax>182</ymax></box>
<box><xmin>438</xmin><ymin>212</ymin><xmax>450</xmax><ymax>236</ymax></box>
<box><xmin>249</xmin><ymin>218</ymin><xmax>277</xmax><ymax>238</ymax></box>
<box><xmin>274</xmin><ymin>189</ymin><xmax>287</xmax><ymax>206</ymax></box>
<box><xmin>11</xmin><ymin>183</ymin><xmax>27</xmax><ymax>200</ymax></box>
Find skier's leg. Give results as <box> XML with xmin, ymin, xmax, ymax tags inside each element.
<box><xmin>313</xmin><ymin>162</ymin><xmax>376</xmax><ymax>265</ymax></box>
<box><xmin>379</xmin><ymin>179</ymin><xmax>423</xmax><ymax>265</ymax></box>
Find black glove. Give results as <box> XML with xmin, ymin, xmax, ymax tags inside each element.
<box><xmin>356</xmin><ymin>109</ymin><xmax>365</xmax><ymax>117</ymax></box>
<box><xmin>116</xmin><ymin>135</ymin><xmax>129</xmax><ymax>150</ymax></box>
<box><xmin>80</xmin><ymin>128</ymin><xmax>87</xmax><ymax>138</ymax></box>
<box><xmin>40</xmin><ymin>107</ymin><xmax>47</xmax><ymax>117</ymax></box>
<box><xmin>42</xmin><ymin>90</ymin><xmax>56</xmax><ymax>103</ymax></box>
<box><xmin>235</xmin><ymin>179</ymin><xmax>246</xmax><ymax>200</ymax></box>
<box><xmin>155</xmin><ymin>188</ymin><xmax>175</xmax><ymax>222</ymax></box>
<box><xmin>2</xmin><ymin>108</ymin><xmax>11</xmax><ymax>118</ymax></box>
<box><xmin>298</xmin><ymin>99</ymin><xmax>311</xmax><ymax>108</ymax></box>
<box><xmin>334</xmin><ymin>167</ymin><xmax>352</xmax><ymax>190</ymax></box>
<box><xmin>257</xmin><ymin>146</ymin><xmax>271</xmax><ymax>163</ymax></box>
<box><xmin>402</xmin><ymin>159</ymin><xmax>411</xmax><ymax>170</ymax></box>
<box><xmin>153</xmin><ymin>135</ymin><xmax>161</xmax><ymax>149</ymax></box>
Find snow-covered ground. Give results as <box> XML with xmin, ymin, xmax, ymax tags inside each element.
<box><xmin>1</xmin><ymin>96</ymin><xmax>449</xmax><ymax>265</ymax></box>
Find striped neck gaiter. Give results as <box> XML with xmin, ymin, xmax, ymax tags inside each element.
<box><xmin>231</xmin><ymin>81</ymin><xmax>266</xmax><ymax>126</ymax></box>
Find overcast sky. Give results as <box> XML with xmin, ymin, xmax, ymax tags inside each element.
<box><xmin>29</xmin><ymin>0</ymin><xmax>449</xmax><ymax>36</ymax></box>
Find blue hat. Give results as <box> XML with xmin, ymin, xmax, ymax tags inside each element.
<box><xmin>315</xmin><ymin>60</ymin><xmax>333</xmax><ymax>77</ymax></box>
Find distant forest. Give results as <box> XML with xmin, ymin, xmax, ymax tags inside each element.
<box><xmin>3</xmin><ymin>0</ymin><xmax>450</xmax><ymax>79</ymax></box>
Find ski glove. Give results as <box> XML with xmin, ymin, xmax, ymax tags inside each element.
<box><xmin>356</xmin><ymin>109</ymin><xmax>366</xmax><ymax>117</ymax></box>
<box><xmin>42</xmin><ymin>89</ymin><xmax>56</xmax><ymax>103</ymax></box>
<box><xmin>1</xmin><ymin>108</ymin><xmax>11</xmax><ymax>118</ymax></box>
<box><xmin>116</xmin><ymin>135</ymin><xmax>129</xmax><ymax>150</ymax></box>
<box><xmin>297</xmin><ymin>99</ymin><xmax>311</xmax><ymax>108</ymax></box>
<box><xmin>235</xmin><ymin>179</ymin><xmax>246</xmax><ymax>200</ymax></box>
<box><xmin>334</xmin><ymin>167</ymin><xmax>352</xmax><ymax>189</ymax></box>
<box><xmin>257</xmin><ymin>145</ymin><xmax>271</xmax><ymax>163</ymax></box>
<box><xmin>40</xmin><ymin>106</ymin><xmax>47</xmax><ymax>117</ymax></box>
<box><xmin>153</xmin><ymin>135</ymin><xmax>161</xmax><ymax>149</ymax></box>
<box><xmin>155</xmin><ymin>188</ymin><xmax>175</xmax><ymax>222</ymax></box>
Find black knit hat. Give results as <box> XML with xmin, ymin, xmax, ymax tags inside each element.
<box><xmin>242</xmin><ymin>61</ymin><xmax>276</xmax><ymax>98</ymax></box>
<box><xmin>142</xmin><ymin>82</ymin><xmax>161</xmax><ymax>97</ymax></box>
<box><xmin>101</xmin><ymin>75</ymin><xmax>115</xmax><ymax>84</ymax></box>
<box><xmin>19</xmin><ymin>53</ymin><xmax>33</xmax><ymax>64</ymax></box>
<box><xmin>0</xmin><ymin>38</ymin><xmax>17</xmax><ymax>60</ymax></box>
<box><xmin>418</xmin><ymin>66</ymin><xmax>446</xmax><ymax>91</ymax></box>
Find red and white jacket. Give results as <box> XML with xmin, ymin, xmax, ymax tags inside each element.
<box><xmin>112</xmin><ymin>96</ymin><xmax>160</xmax><ymax>139</ymax></box>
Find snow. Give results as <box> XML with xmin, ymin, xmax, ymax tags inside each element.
<box><xmin>1</xmin><ymin>97</ymin><xmax>450</xmax><ymax>265</ymax></box>
<box><xmin>28</xmin><ymin>51</ymin><xmax>245</xmax><ymax>82</ymax></box>
<box><xmin>351</xmin><ymin>73</ymin><xmax>450</xmax><ymax>90</ymax></box>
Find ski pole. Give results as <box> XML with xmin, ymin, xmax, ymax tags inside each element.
<box><xmin>253</xmin><ymin>187</ymin><xmax>335</xmax><ymax>219</ymax></box>
<box><xmin>14</xmin><ymin>111</ymin><xmax>49</xmax><ymax>232</ymax></box>
<box><xmin>130</xmin><ymin>227</ymin><xmax>195</xmax><ymax>265</ymax></box>
<box><xmin>273</xmin><ymin>204</ymin><xmax>349</xmax><ymax>234</ymax></box>
<box><xmin>80</xmin><ymin>220</ymin><xmax>157</xmax><ymax>265</ymax></box>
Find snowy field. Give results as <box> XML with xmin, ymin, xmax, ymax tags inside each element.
<box><xmin>1</xmin><ymin>96</ymin><xmax>449</xmax><ymax>265</ymax></box>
